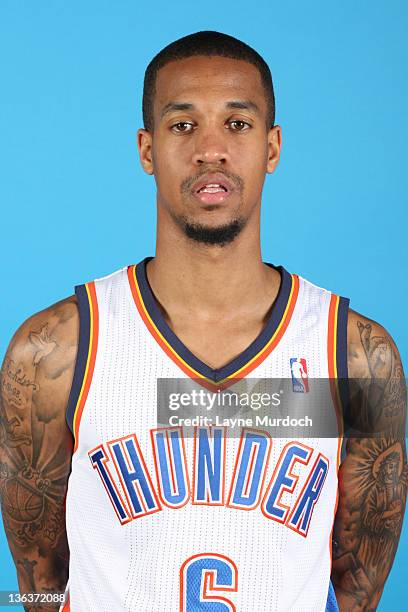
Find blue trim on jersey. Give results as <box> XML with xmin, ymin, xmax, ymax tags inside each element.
<box><xmin>336</xmin><ymin>296</ymin><xmax>350</xmax><ymax>430</ymax></box>
<box><xmin>135</xmin><ymin>257</ymin><xmax>292</xmax><ymax>382</ymax></box>
<box><xmin>325</xmin><ymin>579</ymin><xmax>339</xmax><ymax>611</ymax></box>
<box><xmin>65</xmin><ymin>284</ymin><xmax>91</xmax><ymax>435</ymax></box>
<box><xmin>336</xmin><ymin>296</ymin><xmax>349</xmax><ymax>380</ymax></box>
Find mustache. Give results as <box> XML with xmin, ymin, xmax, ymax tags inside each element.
<box><xmin>180</xmin><ymin>169</ymin><xmax>244</xmax><ymax>193</ymax></box>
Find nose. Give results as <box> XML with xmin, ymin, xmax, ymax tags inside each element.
<box><xmin>192</xmin><ymin>127</ymin><xmax>229</xmax><ymax>166</ymax></box>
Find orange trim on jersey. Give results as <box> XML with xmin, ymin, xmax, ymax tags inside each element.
<box><xmin>328</xmin><ymin>294</ymin><xmax>344</xmax><ymax>446</ymax></box>
<box><xmin>72</xmin><ymin>281</ymin><xmax>99</xmax><ymax>453</ymax></box>
<box><xmin>327</xmin><ymin>294</ymin><xmax>339</xmax><ymax>381</ymax></box>
<box><xmin>127</xmin><ymin>265</ymin><xmax>299</xmax><ymax>391</ymax></box>
<box><xmin>327</xmin><ymin>293</ymin><xmax>345</xmax><ymax>573</ymax></box>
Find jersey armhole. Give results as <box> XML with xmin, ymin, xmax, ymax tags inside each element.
<box><xmin>336</xmin><ymin>296</ymin><xmax>350</xmax><ymax>381</ymax></box>
<box><xmin>65</xmin><ymin>283</ymin><xmax>95</xmax><ymax>441</ymax></box>
<box><xmin>328</xmin><ymin>294</ymin><xmax>350</xmax><ymax>449</ymax></box>
<box><xmin>336</xmin><ymin>295</ymin><xmax>350</xmax><ymax>463</ymax></box>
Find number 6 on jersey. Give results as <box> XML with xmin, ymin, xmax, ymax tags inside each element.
<box><xmin>180</xmin><ymin>553</ymin><xmax>238</xmax><ymax>611</ymax></box>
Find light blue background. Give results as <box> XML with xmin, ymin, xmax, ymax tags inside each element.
<box><xmin>0</xmin><ymin>1</ymin><xmax>407</xmax><ymax>609</ymax></box>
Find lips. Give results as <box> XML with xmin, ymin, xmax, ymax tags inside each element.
<box><xmin>197</xmin><ymin>183</ymin><xmax>227</xmax><ymax>194</ymax></box>
<box><xmin>191</xmin><ymin>173</ymin><xmax>234</xmax><ymax>205</ymax></box>
<box><xmin>192</xmin><ymin>173</ymin><xmax>234</xmax><ymax>194</ymax></box>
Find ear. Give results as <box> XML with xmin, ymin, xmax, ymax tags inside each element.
<box><xmin>266</xmin><ymin>125</ymin><xmax>282</xmax><ymax>174</ymax></box>
<box><xmin>137</xmin><ymin>128</ymin><xmax>154</xmax><ymax>175</ymax></box>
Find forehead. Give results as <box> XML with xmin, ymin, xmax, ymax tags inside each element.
<box><xmin>154</xmin><ymin>56</ymin><xmax>266</xmax><ymax>113</ymax></box>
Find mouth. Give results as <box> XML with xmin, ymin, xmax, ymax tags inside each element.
<box><xmin>191</xmin><ymin>174</ymin><xmax>234</xmax><ymax>205</ymax></box>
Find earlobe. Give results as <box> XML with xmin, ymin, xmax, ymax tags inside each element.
<box><xmin>137</xmin><ymin>128</ymin><xmax>154</xmax><ymax>175</ymax></box>
<box><xmin>266</xmin><ymin>125</ymin><xmax>282</xmax><ymax>174</ymax></box>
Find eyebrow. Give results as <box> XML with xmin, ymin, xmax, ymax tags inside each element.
<box><xmin>160</xmin><ymin>100</ymin><xmax>261</xmax><ymax>118</ymax></box>
<box><xmin>160</xmin><ymin>102</ymin><xmax>194</xmax><ymax>118</ymax></box>
<box><xmin>225</xmin><ymin>100</ymin><xmax>261</xmax><ymax>116</ymax></box>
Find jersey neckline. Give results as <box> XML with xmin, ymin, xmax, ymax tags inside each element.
<box><xmin>127</xmin><ymin>257</ymin><xmax>299</xmax><ymax>387</ymax></box>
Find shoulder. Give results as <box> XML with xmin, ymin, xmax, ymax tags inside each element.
<box><xmin>346</xmin><ymin>308</ymin><xmax>406</xmax><ymax>435</ymax></box>
<box><xmin>5</xmin><ymin>295</ymin><xmax>79</xmax><ymax>365</ymax></box>
<box><xmin>1</xmin><ymin>295</ymin><xmax>79</xmax><ymax>428</ymax></box>
<box><xmin>346</xmin><ymin>308</ymin><xmax>404</xmax><ymax>380</ymax></box>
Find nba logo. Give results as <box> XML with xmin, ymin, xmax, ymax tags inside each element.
<box><xmin>290</xmin><ymin>358</ymin><xmax>309</xmax><ymax>393</ymax></box>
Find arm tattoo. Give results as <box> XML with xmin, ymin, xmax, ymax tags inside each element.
<box><xmin>29</xmin><ymin>325</ymin><xmax>58</xmax><ymax>367</ymax></box>
<box><xmin>332</xmin><ymin>318</ymin><xmax>407</xmax><ymax>611</ymax></box>
<box><xmin>0</xmin><ymin>304</ymin><xmax>76</xmax><ymax>608</ymax></box>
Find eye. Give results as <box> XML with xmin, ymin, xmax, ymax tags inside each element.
<box><xmin>228</xmin><ymin>120</ymin><xmax>251</xmax><ymax>131</ymax></box>
<box><xmin>171</xmin><ymin>122</ymin><xmax>194</xmax><ymax>133</ymax></box>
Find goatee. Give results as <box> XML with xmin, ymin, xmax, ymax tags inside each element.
<box><xmin>180</xmin><ymin>217</ymin><xmax>246</xmax><ymax>246</ymax></box>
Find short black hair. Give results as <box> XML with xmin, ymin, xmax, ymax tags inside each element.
<box><xmin>142</xmin><ymin>31</ymin><xmax>275</xmax><ymax>132</ymax></box>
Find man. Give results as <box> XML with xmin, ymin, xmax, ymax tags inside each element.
<box><xmin>0</xmin><ymin>31</ymin><xmax>406</xmax><ymax>611</ymax></box>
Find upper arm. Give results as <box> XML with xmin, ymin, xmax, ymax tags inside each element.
<box><xmin>346</xmin><ymin>308</ymin><xmax>406</xmax><ymax>435</ymax></box>
<box><xmin>0</xmin><ymin>296</ymin><xmax>78</xmax><ymax>592</ymax></box>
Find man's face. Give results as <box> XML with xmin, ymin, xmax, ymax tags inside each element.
<box><xmin>383</xmin><ymin>459</ymin><xmax>398</xmax><ymax>483</ymax></box>
<box><xmin>138</xmin><ymin>55</ymin><xmax>281</xmax><ymax>245</ymax></box>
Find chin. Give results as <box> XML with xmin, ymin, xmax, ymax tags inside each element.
<box><xmin>181</xmin><ymin>216</ymin><xmax>246</xmax><ymax>247</ymax></box>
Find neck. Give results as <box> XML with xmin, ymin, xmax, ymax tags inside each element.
<box><xmin>147</xmin><ymin>210</ymin><xmax>280</xmax><ymax>318</ymax></box>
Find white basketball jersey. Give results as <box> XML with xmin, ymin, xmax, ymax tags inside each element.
<box><xmin>62</xmin><ymin>257</ymin><xmax>349</xmax><ymax>612</ymax></box>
